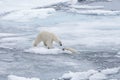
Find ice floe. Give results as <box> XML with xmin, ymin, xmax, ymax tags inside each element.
<box><xmin>25</xmin><ymin>47</ymin><xmax>75</xmax><ymax>54</ymax></box>
<box><xmin>60</xmin><ymin>70</ymin><xmax>98</xmax><ymax>80</ymax></box>
<box><xmin>2</xmin><ymin>8</ymin><xmax>55</xmax><ymax>22</ymax></box>
<box><xmin>0</xmin><ymin>0</ymin><xmax>69</xmax><ymax>13</ymax></box>
<box><xmin>71</xmin><ymin>5</ymin><xmax>104</xmax><ymax>9</ymax></box>
<box><xmin>70</xmin><ymin>9</ymin><xmax>120</xmax><ymax>15</ymax></box>
<box><xmin>8</xmin><ymin>75</ymin><xmax>40</xmax><ymax>80</ymax></box>
<box><xmin>60</xmin><ymin>67</ymin><xmax>120</xmax><ymax>80</ymax></box>
<box><xmin>101</xmin><ymin>67</ymin><xmax>120</xmax><ymax>75</ymax></box>
<box><xmin>89</xmin><ymin>73</ymin><xmax>107</xmax><ymax>80</ymax></box>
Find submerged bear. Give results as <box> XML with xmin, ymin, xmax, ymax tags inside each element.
<box><xmin>33</xmin><ymin>31</ymin><xmax>62</xmax><ymax>49</ymax></box>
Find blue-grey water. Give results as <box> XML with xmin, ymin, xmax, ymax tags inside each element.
<box><xmin>0</xmin><ymin>1</ymin><xmax>120</xmax><ymax>80</ymax></box>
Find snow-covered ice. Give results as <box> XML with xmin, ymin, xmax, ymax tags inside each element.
<box><xmin>0</xmin><ymin>0</ymin><xmax>120</xmax><ymax>80</ymax></box>
<box><xmin>8</xmin><ymin>75</ymin><xmax>40</xmax><ymax>80</ymax></box>
<box><xmin>89</xmin><ymin>73</ymin><xmax>107</xmax><ymax>80</ymax></box>
<box><xmin>0</xmin><ymin>0</ymin><xmax>69</xmax><ymax>13</ymax></box>
<box><xmin>60</xmin><ymin>70</ymin><xmax>98</xmax><ymax>80</ymax></box>
<box><xmin>60</xmin><ymin>67</ymin><xmax>120</xmax><ymax>80</ymax></box>
<box><xmin>101</xmin><ymin>67</ymin><xmax>120</xmax><ymax>75</ymax></box>
<box><xmin>0</xmin><ymin>37</ymin><xmax>28</xmax><ymax>42</ymax></box>
<box><xmin>2</xmin><ymin>8</ymin><xmax>55</xmax><ymax>22</ymax></box>
<box><xmin>0</xmin><ymin>33</ymin><xmax>16</xmax><ymax>37</ymax></box>
<box><xmin>25</xmin><ymin>47</ymin><xmax>76</xmax><ymax>54</ymax></box>
<box><xmin>25</xmin><ymin>47</ymin><xmax>62</xmax><ymax>54</ymax></box>
<box><xmin>69</xmin><ymin>9</ymin><xmax>120</xmax><ymax>15</ymax></box>
<box><xmin>71</xmin><ymin>5</ymin><xmax>104</xmax><ymax>9</ymax></box>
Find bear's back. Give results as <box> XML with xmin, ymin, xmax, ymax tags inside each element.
<box><xmin>39</xmin><ymin>31</ymin><xmax>54</xmax><ymax>41</ymax></box>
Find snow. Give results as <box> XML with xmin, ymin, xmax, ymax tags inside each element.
<box><xmin>60</xmin><ymin>67</ymin><xmax>120</xmax><ymax>80</ymax></box>
<box><xmin>25</xmin><ymin>47</ymin><xmax>62</xmax><ymax>54</ymax></box>
<box><xmin>101</xmin><ymin>67</ymin><xmax>120</xmax><ymax>75</ymax></box>
<box><xmin>37</xmin><ymin>21</ymin><xmax>120</xmax><ymax>47</ymax></box>
<box><xmin>2</xmin><ymin>8</ymin><xmax>55</xmax><ymax>22</ymax></box>
<box><xmin>70</xmin><ymin>9</ymin><xmax>120</xmax><ymax>15</ymax></box>
<box><xmin>8</xmin><ymin>75</ymin><xmax>40</xmax><ymax>80</ymax></box>
<box><xmin>61</xmin><ymin>70</ymin><xmax>98</xmax><ymax>80</ymax></box>
<box><xmin>0</xmin><ymin>37</ymin><xmax>28</xmax><ymax>42</ymax></box>
<box><xmin>89</xmin><ymin>73</ymin><xmax>107</xmax><ymax>80</ymax></box>
<box><xmin>87</xmin><ymin>0</ymin><xmax>120</xmax><ymax>11</ymax></box>
<box><xmin>0</xmin><ymin>33</ymin><xmax>17</xmax><ymax>37</ymax></box>
<box><xmin>71</xmin><ymin>5</ymin><xmax>104</xmax><ymax>9</ymax></box>
<box><xmin>25</xmin><ymin>47</ymin><xmax>74</xmax><ymax>54</ymax></box>
<box><xmin>0</xmin><ymin>0</ymin><xmax>120</xmax><ymax>80</ymax></box>
<box><xmin>70</xmin><ymin>0</ymin><xmax>78</xmax><ymax>4</ymax></box>
<box><xmin>0</xmin><ymin>0</ymin><xmax>69</xmax><ymax>13</ymax></box>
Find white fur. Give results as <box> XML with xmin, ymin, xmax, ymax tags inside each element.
<box><xmin>33</xmin><ymin>31</ymin><xmax>62</xmax><ymax>49</ymax></box>
<box><xmin>63</xmin><ymin>47</ymin><xmax>77</xmax><ymax>53</ymax></box>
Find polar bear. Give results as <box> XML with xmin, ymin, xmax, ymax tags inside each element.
<box><xmin>33</xmin><ymin>31</ymin><xmax>62</xmax><ymax>49</ymax></box>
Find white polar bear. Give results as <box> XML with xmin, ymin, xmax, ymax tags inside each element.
<box><xmin>33</xmin><ymin>31</ymin><xmax>62</xmax><ymax>49</ymax></box>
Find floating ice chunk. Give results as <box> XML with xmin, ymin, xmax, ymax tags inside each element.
<box><xmin>61</xmin><ymin>70</ymin><xmax>98</xmax><ymax>80</ymax></box>
<box><xmin>101</xmin><ymin>67</ymin><xmax>120</xmax><ymax>75</ymax></box>
<box><xmin>25</xmin><ymin>46</ymin><xmax>77</xmax><ymax>54</ymax></box>
<box><xmin>71</xmin><ymin>5</ymin><xmax>104</xmax><ymax>9</ymax></box>
<box><xmin>25</xmin><ymin>47</ymin><xmax>64</xmax><ymax>54</ymax></box>
<box><xmin>89</xmin><ymin>73</ymin><xmax>107</xmax><ymax>80</ymax></box>
<box><xmin>60</xmin><ymin>67</ymin><xmax>120</xmax><ymax>80</ymax></box>
<box><xmin>2</xmin><ymin>8</ymin><xmax>55</xmax><ymax>22</ymax></box>
<box><xmin>0</xmin><ymin>0</ymin><xmax>69</xmax><ymax>13</ymax></box>
<box><xmin>8</xmin><ymin>75</ymin><xmax>40</xmax><ymax>80</ymax></box>
<box><xmin>0</xmin><ymin>33</ymin><xmax>16</xmax><ymax>37</ymax></box>
<box><xmin>70</xmin><ymin>9</ymin><xmax>120</xmax><ymax>15</ymax></box>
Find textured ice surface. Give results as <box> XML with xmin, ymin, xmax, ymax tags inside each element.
<box><xmin>2</xmin><ymin>8</ymin><xmax>55</xmax><ymax>22</ymax></box>
<box><xmin>0</xmin><ymin>0</ymin><xmax>120</xmax><ymax>80</ymax></box>
<box><xmin>69</xmin><ymin>9</ymin><xmax>120</xmax><ymax>15</ymax></box>
<box><xmin>8</xmin><ymin>75</ymin><xmax>40</xmax><ymax>80</ymax></box>
<box><xmin>60</xmin><ymin>67</ymin><xmax>120</xmax><ymax>80</ymax></box>
<box><xmin>0</xmin><ymin>0</ymin><xmax>69</xmax><ymax>13</ymax></box>
<box><xmin>25</xmin><ymin>47</ymin><xmax>63</xmax><ymax>54</ymax></box>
